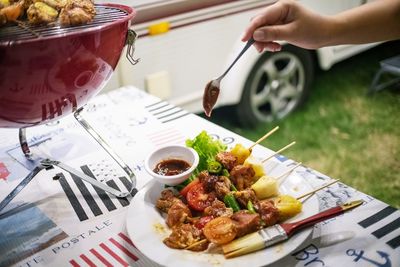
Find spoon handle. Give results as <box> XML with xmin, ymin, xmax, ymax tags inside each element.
<box><xmin>219</xmin><ymin>37</ymin><xmax>255</xmax><ymax>80</ymax></box>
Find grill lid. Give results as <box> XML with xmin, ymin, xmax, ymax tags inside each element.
<box><xmin>0</xmin><ymin>5</ymin><xmax>129</xmax><ymax>42</ymax></box>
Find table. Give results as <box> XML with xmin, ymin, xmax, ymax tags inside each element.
<box><xmin>0</xmin><ymin>86</ymin><xmax>398</xmax><ymax>267</ymax></box>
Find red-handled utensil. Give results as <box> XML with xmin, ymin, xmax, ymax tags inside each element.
<box><xmin>223</xmin><ymin>200</ymin><xmax>364</xmax><ymax>258</ymax></box>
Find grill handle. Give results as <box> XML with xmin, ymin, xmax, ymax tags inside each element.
<box><xmin>126</xmin><ymin>29</ymin><xmax>140</xmax><ymax>65</ymax></box>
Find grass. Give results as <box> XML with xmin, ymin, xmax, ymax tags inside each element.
<box><xmin>204</xmin><ymin>40</ymin><xmax>400</xmax><ymax>208</ymax></box>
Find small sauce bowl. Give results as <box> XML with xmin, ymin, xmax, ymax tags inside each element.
<box><xmin>144</xmin><ymin>145</ymin><xmax>199</xmax><ymax>186</ymax></box>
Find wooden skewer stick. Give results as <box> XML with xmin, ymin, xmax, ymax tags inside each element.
<box><xmin>261</xmin><ymin>141</ymin><xmax>296</xmax><ymax>163</ymax></box>
<box><xmin>296</xmin><ymin>179</ymin><xmax>340</xmax><ymax>200</ymax></box>
<box><xmin>248</xmin><ymin>126</ymin><xmax>279</xmax><ymax>151</ymax></box>
<box><xmin>276</xmin><ymin>162</ymin><xmax>302</xmax><ymax>182</ymax></box>
<box><xmin>185</xmin><ymin>239</ymin><xmax>208</xmax><ymax>250</ymax></box>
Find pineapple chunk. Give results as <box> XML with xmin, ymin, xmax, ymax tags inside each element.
<box><xmin>251</xmin><ymin>175</ymin><xmax>278</xmax><ymax>199</ymax></box>
<box><xmin>274</xmin><ymin>195</ymin><xmax>302</xmax><ymax>221</ymax></box>
<box><xmin>244</xmin><ymin>155</ymin><xmax>265</xmax><ymax>178</ymax></box>
<box><xmin>230</xmin><ymin>143</ymin><xmax>250</xmax><ymax>164</ymax></box>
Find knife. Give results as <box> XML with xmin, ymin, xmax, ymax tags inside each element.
<box><xmin>222</xmin><ymin>200</ymin><xmax>364</xmax><ymax>258</ymax></box>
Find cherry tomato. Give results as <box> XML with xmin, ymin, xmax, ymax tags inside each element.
<box><xmin>186</xmin><ymin>183</ymin><xmax>216</xmax><ymax>211</ymax></box>
<box><xmin>194</xmin><ymin>215</ymin><xmax>213</xmax><ymax>229</ymax></box>
<box><xmin>179</xmin><ymin>178</ymin><xmax>199</xmax><ymax>198</ymax></box>
<box><xmin>203</xmin><ymin>217</ymin><xmax>237</xmax><ymax>245</ymax></box>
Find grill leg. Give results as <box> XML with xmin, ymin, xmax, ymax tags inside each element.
<box><xmin>19</xmin><ymin>128</ymin><xmax>33</xmax><ymax>160</ymax></box>
<box><xmin>73</xmin><ymin>107</ymin><xmax>137</xmax><ymax>192</ymax></box>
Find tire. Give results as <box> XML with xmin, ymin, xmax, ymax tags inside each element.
<box><xmin>237</xmin><ymin>45</ymin><xmax>314</xmax><ymax>127</ymax></box>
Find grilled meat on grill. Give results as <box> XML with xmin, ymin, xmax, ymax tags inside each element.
<box><xmin>27</xmin><ymin>1</ymin><xmax>58</xmax><ymax>24</ymax></box>
<box><xmin>0</xmin><ymin>0</ymin><xmax>9</xmax><ymax>8</ymax></box>
<box><xmin>0</xmin><ymin>0</ymin><xmax>94</xmax><ymax>26</ymax></box>
<box><xmin>38</xmin><ymin>0</ymin><xmax>66</xmax><ymax>10</ymax></box>
<box><xmin>59</xmin><ymin>0</ymin><xmax>95</xmax><ymax>26</ymax></box>
<box><xmin>0</xmin><ymin>0</ymin><xmax>24</xmax><ymax>26</ymax></box>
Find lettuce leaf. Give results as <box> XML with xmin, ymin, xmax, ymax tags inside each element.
<box><xmin>186</xmin><ymin>130</ymin><xmax>227</xmax><ymax>175</ymax></box>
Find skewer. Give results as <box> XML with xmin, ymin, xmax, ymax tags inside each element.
<box><xmin>276</xmin><ymin>162</ymin><xmax>302</xmax><ymax>182</ymax></box>
<box><xmin>185</xmin><ymin>239</ymin><xmax>208</xmax><ymax>250</ymax></box>
<box><xmin>261</xmin><ymin>141</ymin><xmax>296</xmax><ymax>163</ymax></box>
<box><xmin>296</xmin><ymin>179</ymin><xmax>340</xmax><ymax>200</ymax></box>
<box><xmin>248</xmin><ymin>126</ymin><xmax>279</xmax><ymax>151</ymax></box>
<box><xmin>186</xmin><ymin>178</ymin><xmax>338</xmax><ymax>253</ymax></box>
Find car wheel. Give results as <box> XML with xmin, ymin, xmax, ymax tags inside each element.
<box><xmin>237</xmin><ymin>45</ymin><xmax>314</xmax><ymax>127</ymax></box>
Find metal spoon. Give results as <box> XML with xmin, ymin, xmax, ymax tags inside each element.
<box><xmin>203</xmin><ymin>37</ymin><xmax>255</xmax><ymax>117</ymax></box>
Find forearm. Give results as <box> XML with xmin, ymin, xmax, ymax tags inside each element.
<box><xmin>325</xmin><ymin>0</ymin><xmax>400</xmax><ymax>46</ymax></box>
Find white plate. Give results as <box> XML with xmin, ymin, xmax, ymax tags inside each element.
<box><xmin>126</xmin><ymin>172</ymin><xmax>319</xmax><ymax>267</ymax></box>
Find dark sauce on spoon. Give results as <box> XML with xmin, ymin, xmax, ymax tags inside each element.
<box><xmin>202</xmin><ymin>39</ymin><xmax>255</xmax><ymax>117</ymax></box>
<box><xmin>154</xmin><ymin>159</ymin><xmax>191</xmax><ymax>176</ymax></box>
<box><xmin>202</xmin><ymin>80</ymin><xmax>220</xmax><ymax>117</ymax></box>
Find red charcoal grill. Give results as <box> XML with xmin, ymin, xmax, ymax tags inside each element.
<box><xmin>0</xmin><ymin>4</ymin><xmax>139</xmax><ymax>212</ymax></box>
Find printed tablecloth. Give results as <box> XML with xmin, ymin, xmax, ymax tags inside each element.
<box><xmin>0</xmin><ymin>86</ymin><xmax>398</xmax><ymax>267</ymax></box>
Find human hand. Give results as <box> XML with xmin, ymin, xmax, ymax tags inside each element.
<box><xmin>241</xmin><ymin>0</ymin><xmax>331</xmax><ymax>52</ymax></box>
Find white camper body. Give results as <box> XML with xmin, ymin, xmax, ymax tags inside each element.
<box><xmin>101</xmin><ymin>0</ymin><xmax>378</xmax><ymax>126</ymax></box>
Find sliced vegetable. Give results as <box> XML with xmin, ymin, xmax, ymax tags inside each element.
<box><xmin>179</xmin><ymin>178</ymin><xmax>199</xmax><ymax>197</ymax></box>
<box><xmin>230</xmin><ymin>183</ymin><xmax>238</xmax><ymax>192</ymax></box>
<box><xmin>222</xmin><ymin>168</ymin><xmax>230</xmax><ymax>177</ymax></box>
<box><xmin>223</xmin><ymin>194</ymin><xmax>240</xmax><ymax>212</ymax></box>
<box><xmin>203</xmin><ymin>217</ymin><xmax>237</xmax><ymax>245</ymax></box>
<box><xmin>274</xmin><ymin>194</ymin><xmax>302</xmax><ymax>221</ymax></box>
<box><xmin>244</xmin><ymin>156</ymin><xmax>265</xmax><ymax>178</ymax></box>
<box><xmin>251</xmin><ymin>175</ymin><xmax>279</xmax><ymax>199</ymax></box>
<box><xmin>207</xmin><ymin>160</ymin><xmax>222</xmax><ymax>174</ymax></box>
<box><xmin>186</xmin><ymin>183</ymin><xmax>216</xmax><ymax>211</ymax></box>
<box><xmin>230</xmin><ymin>143</ymin><xmax>251</xmax><ymax>164</ymax></box>
<box><xmin>247</xmin><ymin>200</ymin><xmax>256</xmax><ymax>213</ymax></box>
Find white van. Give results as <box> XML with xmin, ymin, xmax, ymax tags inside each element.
<box><xmin>102</xmin><ymin>0</ymin><xmax>379</xmax><ymax>127</ymax></box>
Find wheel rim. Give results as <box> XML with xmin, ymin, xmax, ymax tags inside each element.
<box><xmin>248</xmin><ymin>52</ymin><xmax>306</xmax><ymax>122</ymax></box>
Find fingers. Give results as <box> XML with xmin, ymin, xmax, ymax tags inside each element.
<box><xmin>254</xmin><ymin>41</ymin><xmax>282</xmax><ymax>53</ymax></box>
<box><xmin>241</xmin><ymin>1</ymin><xmax>290</xmax><ymax>41</ymax></box>
<box><xmin>253</xmin><ymin>42</ymin><xmax>264</xmax><ymax>52</ymax></box>
<box><xmin>253</xmin><ymin>23</ymin><xmax>294</xmax><ymax>43</ymax></box>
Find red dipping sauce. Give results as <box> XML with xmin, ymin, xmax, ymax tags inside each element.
<box><xmin>154</xmin><ymin>159</ymin><xmax>191</xmax><ymax>176</ymax></box>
